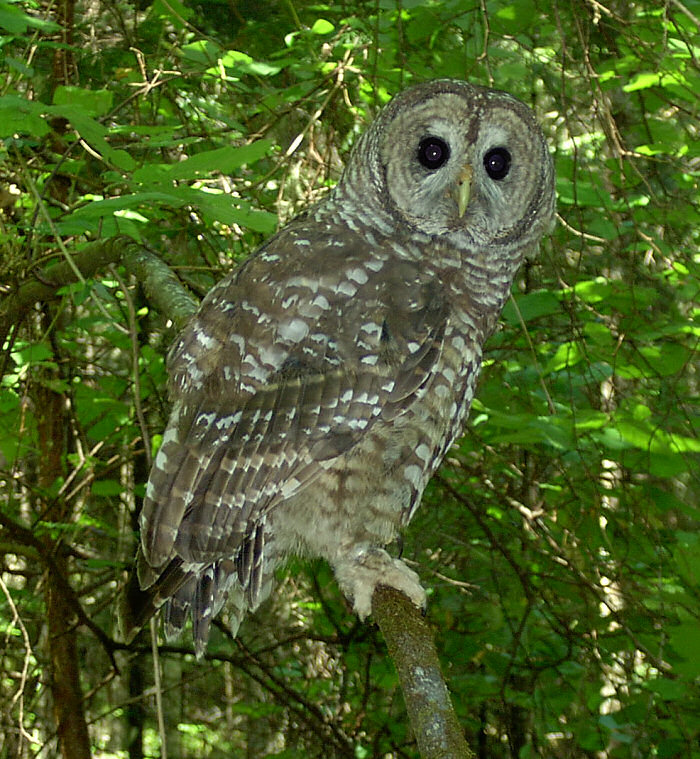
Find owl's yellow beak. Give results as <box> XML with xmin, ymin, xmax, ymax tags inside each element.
<box><xmin>454</xmin><ymin>164</ymin><xmax>473</xmax><ymax>217</ymax></box>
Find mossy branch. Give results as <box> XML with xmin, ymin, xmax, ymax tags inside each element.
<box><xmin>0</xmin><ymin>235</ymin><xmax>198</xmax><ymax>343</ymax></box>
<box><xmin>372</xmin><ymin>585</ymin><xmax>475</xmax><ymax>759</ymax></box>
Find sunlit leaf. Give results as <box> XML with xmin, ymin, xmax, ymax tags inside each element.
<box><xmin>310</xmin><ymin>18</ymin><xmax>334</xmax><ymax>34</ymax></box>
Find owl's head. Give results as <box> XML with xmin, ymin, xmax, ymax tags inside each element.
<box><xmin>340</xmin><ymin>79</ymin><xmax>555</xmax><ymax>258</ymax></box>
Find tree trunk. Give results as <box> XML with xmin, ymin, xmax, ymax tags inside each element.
<box><xmin>35</xmin><ymin>367</ymin><xmax>92</xmax><ymax>759</ymax></box>
<box><xmin>45</xmin><ymin>556</ymin><xmax>92</xmax><ymax>759</ymax></box>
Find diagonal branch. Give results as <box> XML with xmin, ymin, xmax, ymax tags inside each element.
<box><xmin>372</xmin><ymin>585</ymin><xmax>475</xmax><ymax>759</ymax></box>
<box><xmin>0</xmin><ymin>235</ymin><xmax>199</xmax><ymax>345</ymax></box>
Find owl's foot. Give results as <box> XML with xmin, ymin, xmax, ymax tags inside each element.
<box><xmin>332</xmin><ymin>547</ymin><xmax>427</xmax><ymax>620</ymax></box>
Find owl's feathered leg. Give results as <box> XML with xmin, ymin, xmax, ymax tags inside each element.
<box><xmin>331</xmin><ymin>546</ymin><xmax>427</xmax><ymax>620</ymax></box>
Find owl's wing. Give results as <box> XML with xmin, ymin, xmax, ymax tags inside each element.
<box><xmin>139</xmin><ymin>226</ymin><xmax>448</xmax><ymax>584</ymax></box>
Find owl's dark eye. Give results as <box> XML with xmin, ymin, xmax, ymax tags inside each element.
<box><xmin>484</xmin><ymin>147</ymin><xmax>511</xmax><ymax>180</ymax></box>
<box><xmin>417</xmin><ymin>137</ymin><xmax>450</xmax><ymax>170</ymax></box>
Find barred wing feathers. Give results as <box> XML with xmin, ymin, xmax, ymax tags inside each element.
<box><xmin>129</xmin><ymin>223</ymin><xmax>448</xmax><ymax>648</ymax></box>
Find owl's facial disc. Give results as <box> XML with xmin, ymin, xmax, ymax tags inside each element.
<box><xmin>372</xmin><ymin>82</ymin><xmax>554</xmax><ymax>246</ymax></box>
<box><xmin>378</xmin><ymin>91</ymin><xmax>485</xmax><ymax>235</ymax></box>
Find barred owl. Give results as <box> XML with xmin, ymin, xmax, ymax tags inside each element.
<box><xmin>122</xmin><ymin>79</ymin><xmax>555</xmax><ymax>656</ymax></box>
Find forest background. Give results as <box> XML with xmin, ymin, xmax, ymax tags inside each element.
<box><xmin>0</xmin><ymin>0</ymin><xmax>698</xmax><ymax>757</ymax></box>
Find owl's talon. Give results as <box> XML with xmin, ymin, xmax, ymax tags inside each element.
<box><xmin>333</xmin><ymin>547</ymin><xmax>427</xmax><ymax>621</ymax></box>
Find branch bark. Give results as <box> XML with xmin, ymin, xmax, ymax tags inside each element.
<box><xmin>372</xmin><ymin>586</ymin><xmax>475</xmax><ymax>759</ymax></box>
<box><xmin>0</xmin><ymin>235</ymin><xmax>199</xmax><ymax>345</ymax></box>
<box><xmin>121</xmin><ymin>240</ymin><xmax>199</xmax><ymax>329</ymax></box>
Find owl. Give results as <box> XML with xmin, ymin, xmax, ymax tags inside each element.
<box><xmin>122</xmin><ymin>79</ymin><xmax>555</xmax><ymax>657</ymax></box>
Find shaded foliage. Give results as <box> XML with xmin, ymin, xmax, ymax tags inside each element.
<box><xmin>0</xmin><ymin>0</ymin><xmax>698</xmax><ymax>757</ymax></box>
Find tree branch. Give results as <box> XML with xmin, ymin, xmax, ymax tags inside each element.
<box><xmin>121</xmin><ymin>240</ymin><xmax>199</xmax><ymax>329</ymax></box>
<box><xmin>372</xmin><ymin>586</ymin><xmax>475</xmax><ymax>759</ymax></box>
<box><xmin>0</xmin><ymin>235</ymin><xmax>199</xmax><ymax>343</ymax></box>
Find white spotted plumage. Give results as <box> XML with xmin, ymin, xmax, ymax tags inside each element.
<box><xmin>121</xmin><ymin>79</ymin><xmax>555</xmax><ymax>657</ymax></box>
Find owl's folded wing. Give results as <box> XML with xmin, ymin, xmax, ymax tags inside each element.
<box><xmin>139</xmin><ymin>234</ymin><xmax>449</xmax><ymax>579</ymax></box>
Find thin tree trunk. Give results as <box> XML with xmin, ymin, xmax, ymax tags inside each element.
<box><xmin>45</xmin><ymin>556</ymin><xmax>92</xmax><ymax>759</ymax></box>
<box><xmin>126</xmin><ymin>655</ymin><xmax>145</xmax><ymax>759</ymax></box>
<box><xmin>35</xmin><ymin>359</ymin><xmax>92</xmax><ymax>759</ymax></box>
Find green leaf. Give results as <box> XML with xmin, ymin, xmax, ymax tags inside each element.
<box><xmin>163</xmin><ymin>142</ymin><xmax>273</xmax><ymax>180</ymax></box>
<box><xmin>668</xmin><ymin>617</ymin><xmax>700</xmax><ymax>677</ymax></box>
<box><xmin>544</xmin><ymin>341</ymin><xmax>584</xmax><ymax>374</ymax></box>
<box><xmin>0</xmin><ymin>0</ymin><xmax>59</xmax><ymax>33</ymax></box>
<box><xmin>567</xmin><ymin>278</ymin><xmax>611</xmax><ymax>303</ymax></box>
<box><xmin>180</xmin><ymin>39</ymin><xmax>222</xmax><ymax>66</ymax></box>
<box><xmin>0</xmin><ymin>95</ymin><xmax>48</xmax><ymax>138</ymax></box>
<box><xmin>150</xmin><ymin>0</ymin><xmax>192</xmax><ymax>26</ymax></box>
<box><xmin>623</xmin><ymin>72</ymin><xmax>662</xmax><ymax>91</ymax></box>
<box><xmin>196</xmin><ymin>192</ymin><xmax>278</xmax><ymax>233</ymax></box>
<box><xmin>132</xmin><ymin>143</ymin><xmax>273</xmax><ymax>186</ymax></box>
<box><xmin>48</xmin><ymin>105</ymin><xmax>136</xmax><ymax>170</ymax></box>
<box><xmin>644</xmin><ymin>678</ymin><xmax>689</xmax><ymax>701</ymax></box>
<box><xmin>310</xmin><ymin>18</ymin><xmax>334</xmax><ymax>34</ymax></box>
<box><xmin>556</xmin><ymin>176</ymin><xmax>614</xmax><ymax>208</ymax></box>
<box><xmin>66</xmin><ymin>186</ymin><xmax>277</xmax><ymax>234</ymax></box>
<box><xmin>574</xmin><ymin>410</ymin><xmax>609</xmax><ymax>431</ymax></box>
<box><xmin>490</xmin><ymin>0</ymin><xmax>536</xmax><ymax>35</ymax></box>
<box><xmin>91</xmin><ymin>479</ymin><xmax>124</xmax><ymax>496</ymax></box>
<box><xmin>11</xmin><ymin>341</ymin><xmax>54</xmax><ymax>366</ymax></box>
<box><xmin>673</xmin><ymin>532</ymin><xmax>700</xmax><ymax>587</ymax></box>
<box><xmin>616</xmin><ymin>342</ymin><xmax>691</xmax><ymax>379</ymax></box>
<box><xmin>69</xmin><ymin>191</ymin><xmax>190</xmax><ymax>220</ymax></box>
<box><xmin>53</xmin><ymin>86</ymin><xmax>114</xmax><ymax>117</ymax></box>
<box><xmin>219</xmin><ymin>50</ymin><xmax>282</xmax><ymax>76</ymax></box>
<box><xmin>615</xmin><ymin>420</ymin><xmax>700</xmax><ymax>455</ymax></box>
<box><xmin>501</xmin><ymin>290</ymin><xmax>560</xmax><ymax>325</ymax></box>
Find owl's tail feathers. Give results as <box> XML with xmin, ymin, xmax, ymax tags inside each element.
<box><xmin>162</xmin><ymin>564</ymin><xmax>248</xmax><ymax>659</ymax></box>
<box><xmin>117</xmin><ymin>549</ymin><xmax>187</xmax><ymax>647</ymax></box>
<box><xmin>118</xmin><ymin>552</ymin><xmax>250</xmax><ymax>659</ymax></box>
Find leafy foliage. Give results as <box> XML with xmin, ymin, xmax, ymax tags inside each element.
<box><xmin>0</xmin><ymin>0</ymin><xmax>698</xmax><ymax>757</ymax></box>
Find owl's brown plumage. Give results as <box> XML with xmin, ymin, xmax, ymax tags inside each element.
<box><xmin>123</xmin><ymin>79</ymin><xmax>555</xmax><ymax>656</ymax></box>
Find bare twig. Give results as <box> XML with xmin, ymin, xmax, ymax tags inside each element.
<box><xmin>0</xmin><ymin>575</ymin><xmax>41</xmax><ymax>751</ymax></box>
<box><xmin>150</xmin><ymin>618</ymin><xmax>168</xmax><ymax>759</ymax></box>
